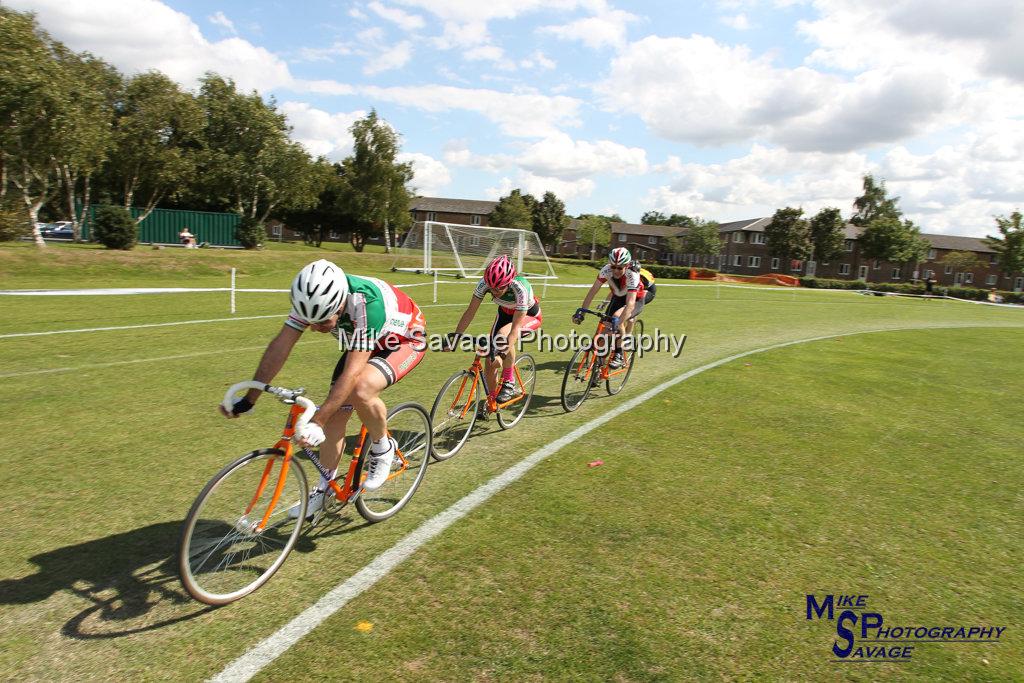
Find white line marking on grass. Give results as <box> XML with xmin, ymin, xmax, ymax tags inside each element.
<box><xmin>0</xmin><ymin>345</ymin><xmax>272</xmax><ymax>378</ymax></box>
<box><xmin>210</xmin><ymin>322</ymin><xmax>1024</xmax><ymax>683</ymax></box>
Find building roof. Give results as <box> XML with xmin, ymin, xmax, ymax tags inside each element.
<box><xmin>922</xmin><ymin>233</ymin><xmax>994</xmax><ymax>253</ymax></box>
<box><xmin>610</xmin><ymin>222</ymin><xmax>684</xmax><ymax>237</ymax></box>
<box><xmin>409</xmin><ymin>196</ymin><xmax>498</xmax><ymax>214</ymax></box>
<box><xmin>718</xmin><ymin>217</ymin><xmax>772</xmax><ymax>233</ymax></box>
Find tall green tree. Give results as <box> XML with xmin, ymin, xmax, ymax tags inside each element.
<box><xmin>575</xmin><ymin>214</ymin><xmax>611</xmax><ymax>260</ymax></box>
<box><xmin>54</xmin><ymin>49</ymin><xmax>121</xmax><ymax>239</ymax></box>
<box><xmin>0</xmin><ymin>7</ymin><xmax>66</xmax><ymax>246</ymax></box>
<box><xmin>850</xmin><ymin>174</ymin><xmax>901</xmax><ymax>226</ymax></box>
<box><xmin>681</xmin><ymin>218</ymin><xmax>722</xmax><ymax>262</ymax></box>
<box><xmin>808</xmin><ymin>207</ymin><xmax>846</xmax><ymax>264</ymax></box>
<box><xmin>984</xmin><ymin>211</ymin><xmax>1024</xmax><ymax>280</ymax></box>
<box><xmin>641</xmin><ymin>210</ymin><xmax>694</xmax><ymax>228</ymax></box>
<box><xmin>858</xmin><ymin>216</ymin><xmax>930</xmax><ymax>279</ymax></box>
<box><xmin>490</xmin><ymin>189</ymin><xmax>535</xmax><ymax>230</ymax></box>
<box><xmin>532</xmin><ymin>190</ymin><xmax>568</xmax><ymax>252</ymax></box>
<box><xmin>338</xmin><ymin>110</ymin><xmax>413</xmax><ymax>252</ymax></box>
<box><xmin>765</xmin><ymin>207</ymin><xmax>812</xmax><ymax>269</ymax></box>
<box><xmin>940</xmin><ymin>250</ymin><xmax>985</xmax><ymax>280</ymax></box>
<box><xmin>106</xmin><ymin>71</ymin><xmax>201</xmax><ymax>224</ymax></box>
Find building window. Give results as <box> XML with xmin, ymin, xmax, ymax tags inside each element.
<box><xmin>873</xmin><ymin>259</ymin><xmax>881</xmax><ymax>270</ymax></box>
<box><xmin>986</xmin><ymin>274</ymin><xmax>997</xmax><ymax>285</ymax></box>
<box><xmin>839</xmin><ymin>264</ymin><xmax>851</xmax><ymax>275</ymax></box>
<box><xmin>748</xmin><ymin>256</ymin><xmax>761</xmax><ymax>267</ymax></box>
<box><xmin>471</xmin><ymin>214</ymin><xmax>481</xmax><ymax>226</ymax></box>
<box><xmin>751</xmin><ymin>233</ymin><xmax>766</xmax><ymax>244</ymax></box>
<box><xmin>271</xmin><ymin>224</ymin><xmax>281</xmax><ymax>236</ymax></box>
<box><xmin>821</xmin><ymin>260</ymin><xmax>829</xmax><ymax>266</ymax></box>
<box><xmin>470</xmin><ymin>236</ymin><xmax>481</xmax><ymax>247</ymax></box>
<box><xmin>733</xmin><ymin>232</ymin><xmax>745</xmax><ymax>243</ymax></box>
<box><xmin>891</xmin><ymin>268</ymin><xmax>901</xmax><ymax>280</ymax></box>
<box><xmin>845</xmin><ymin>240</ymin><xmax>854</xmax><ymax>252</ymax></box>
<box><xmin>927</xmin><ymin>248</ymin><xmax>936</xmax><ymax>260</ymax></box>
<box><xmin>329</xmin><ymin>230</ymin><xmax>340</xmax><ymax>239</ymax></box>
<box><xmin>732</xmin><ymin>255</ymin><xmax>742</xmax><ymax>266</ymax></box>
<box><xmin>965</xmin><ymin>272</ymin><xmax>974</xmax><ymax>284</ymax></box>
<box><xmin>638</xmin><ymin>250</ymin><xmax>646</xmax><ymax>259</ymax></box>
<box><xmin>618</xmin><ymin>233</ymin><xmax>627</xmax><ymax>243</ymax></box>
<box><xmin>426</xmin><ymin>212</ymin><xmax>436</xmax><ymax>222</ymax></box>
<box><xmin>791</xmin><ymin>261</ymin><xmax>803</xmax><ymax>272</ymax></box>
<box><xmin>924</xmin><ymin>269</ymin><xmax>934</xmax><ymax>279</ymax></box>
<box><xmin>990</xmin><ymin>254</ymin><xmax>998</xmax><ymax>264</ymax></box>
<box><xmin>648</xmin><ymin>236</ymin><xmax>657</xmax><ymax>245</ymax></box>
<box><xmin>944</xmin><ymin>264</ymin><xmax>953</xmax><ymax>274</ymax></box>
<box><xmin>771</xmin><ymin>257</ymin><xmax>780</xmax><ymax>270</ymax></box>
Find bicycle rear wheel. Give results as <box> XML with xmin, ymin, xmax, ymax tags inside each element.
<box><xmin>607</xmin><ymin>318</ymin><xmax>643</xmax><ymax>396</ymax></box>
<box><xmin>497</xmin><ymin>353</ymin><xmax>536</xmax><ymax>429</ymax></box>
<box><xmin>178</xmin><ymin>448</ymin><xmax>308</xmax><ymax>605</ymax></box>
<box><xmin>355</xmin><ymin>402</ymin><xmax>431</xmax><ymax>523</ymax></box>
<box><xmin>429</xmin><ymin>371</ymin><xmax>479</xmax><ymax>461</ymax></box>
<box><xmin>561</xmin><ymin>345</ymin><xmax>595</xmax><ymax>412</ymax></box>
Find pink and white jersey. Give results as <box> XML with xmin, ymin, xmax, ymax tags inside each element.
<box><xmin>597</xmin><ymin>264</ymin><xmax>645</xmax><ymax>299</ymax></box>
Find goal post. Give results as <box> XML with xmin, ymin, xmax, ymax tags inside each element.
<box><xmin>392</xmin><ymin>221</ymin><xmax>556</xmax><ymax>280</ymax></box>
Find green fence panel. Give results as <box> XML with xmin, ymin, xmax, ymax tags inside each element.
<box><xmin>81</xmin><ymin>206</ymin><xmax>241</xmax><ymax>246</ymax></box>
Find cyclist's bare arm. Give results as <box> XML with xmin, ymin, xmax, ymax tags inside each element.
<box><xmin>619</xmin><ymin>291</ymin><xmax>637</xmax><ymax>327</ymax></box>
<box><xmin>220</xmin><ymin>324</ymin><xmax>301</xmax><ymax>417</ymax></box>
<box><xmin>314</xmin><ymin>349</ymin><xmax>372</xmax><ymax>426</ymax></box>
<box><xmin>579</xmin><ymin>279</ymin><xmax>603</xmax><ymax>313</ymax></box>
<box><xmin>453</xmin><ymin>294</ymin><xmax>483</xmax><ymax>336</ymax></box>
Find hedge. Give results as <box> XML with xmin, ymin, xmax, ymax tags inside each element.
<box><xmin>548</xmin><ymin>256</ymin><xmax>717</xmax><ymax>280</ymax></box>
<box><xmin>799</xmin><ymin>277</ymin><xmax>1023</xmax><ymax>304</ymax></box>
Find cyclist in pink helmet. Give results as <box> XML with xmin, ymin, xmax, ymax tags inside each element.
<box><xmin>445</xmin><ymin>255</ymin><xmax>543</xmax><ymax>404</ymax></box>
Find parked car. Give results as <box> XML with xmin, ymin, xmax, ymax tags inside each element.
<box><xmin>42</xmin><ymin>221</ymin><xmax>75</xmax><ymax>239</ymax></box>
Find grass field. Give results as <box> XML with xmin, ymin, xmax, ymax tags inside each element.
<box><xmin>1</xmin><ymin>242</ymin><xmax>1021</xmax><ymax>681</ymax></box>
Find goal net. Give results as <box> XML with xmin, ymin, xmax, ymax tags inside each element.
<box><xmin>392</xmin><ymin>221</ymin><xmax>556</xmax><ymax>279</ymax></box>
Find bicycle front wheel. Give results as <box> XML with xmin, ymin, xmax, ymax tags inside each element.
<box><xmin>497</xmin><ymin>353</ymin><xmax>536</xmax><ymax>429</ymax></box>
<box><xmin>607</xmin><ymin>318</ymin><xmax>643</xmax><ymax>396</ymax></box>
<box><xmin>430</xmin><ymin>371</ymin><xmax>479</xmax><ymax>461</ymax></box>
<box><xmin>356</xmin><ymin>402</ymin><xmax>431</xmax><ymax>523</ymax></box>
<box><xmin>561</xmin><ymin>345</ymin><xmax>595</xmax><ymax>412</ymax></box>
<box><xmin>178</xmin><ymin>448</ymin><xmax>308</xmax><ymax>605</ymax></box>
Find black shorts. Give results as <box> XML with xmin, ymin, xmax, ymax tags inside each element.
<box><xmin>331</xmin><ymin>336</ymin><xmax>425</xmax><ymax>387</ymax></box>
<box><xmin>644</xmin><ymin>283</ymin><xmax>656</xmax><ymax>304</ymax></box>
<box><xmin>608</xmin><ymin>293</ymin><xmax>644</xmax><ymax>319</ymax></box>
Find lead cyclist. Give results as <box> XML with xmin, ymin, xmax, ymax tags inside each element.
<box><xmin>573</xmin><ymin>247</ymin><xmax>646</xmax><ymax>369</ymax></box>
<box><xmin>218</xmin><ymin>259</ymin><xmax>427</xmax><ymax>519</ymax></box>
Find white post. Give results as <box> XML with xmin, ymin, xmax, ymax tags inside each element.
<box><xmin>517</xmin><ymin>231</ymin><xmax>525</xmax><ymax>274</ymax></box>
<box><xmin>230</xmin><ymin>268</ymin><xmax>236</xmax><ymax>314</ymax></box>
<box><xmin>433</xmin><ymin>270</ymin><xmax>438</xmax><ymax>304</ymax></box>
<box><xmin>543</xmin><ymin>278</ymin><xmax>548</xmax><ymax>299</ymax></box>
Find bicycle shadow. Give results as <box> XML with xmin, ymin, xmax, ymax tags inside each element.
<box><xmin>0</xmin><ymin>515</ymin><xmax>363</xmax><ymax>640</ymax></box>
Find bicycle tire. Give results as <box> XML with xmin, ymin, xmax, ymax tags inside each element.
<box><xmin>496</xmin><ymin>353</ymin><xmax>536</xmax><ymax>430</ymax></box>
<box><xmin>561</xmin><ymin>345</ymin><xmax>595</xmax><ymax>412</ymax></box>
<box><xmin>355</xmin><ymin>402</ymin><xmax>431</xmax><ymax>523</ymax></box>
<box><xmin>607</xmin><ymin>318</ymin><xmax>643</xmax><ymax>395</ymax></box>
<box><xmin>429</xmin><ymin>371</ymin><xmax>480</xmax><ymax>461</ymax></box>
<box><xmin>178</xmin><ymin>448</ymin><xmax>308</xmax><ymax>605</ymax></box>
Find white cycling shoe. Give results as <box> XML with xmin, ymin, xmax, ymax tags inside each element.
<box><xmin>363</xmin><ymin>438</ymin><xmax>397</xmax><ymax>491</ymax></box>
<box><xmin>288</xmin><ymin>488</ymin><xmax>325</xmax><ymax>520</ymax></box>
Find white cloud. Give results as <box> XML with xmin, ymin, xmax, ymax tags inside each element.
<box><xmin>519</xmin><ymin>50</ymin><xmax>556</xmax><ymax>70</ymax></box>
<box><xmin>399</xmin><ymin>152</ymin><xmax>452</xmax><ymax>195</ymax></box>
<box><xmin>368</xmin><ymin>1</ymin><xmax>426</xmax><ymax>31</ymax></box>
<box><xmin>720</xmin><ymin>13</ymin><xmax>751</xmax><ymax>30</ymax></box>
<box><xmin>361</xmin><ymin>85</ymin><xmax>582</xmax><ymax>137</ymax></box>
<box><xmin>208</xmin><ymin>11</ymin><xmax>237</xmax><ymax>35</ymax></box>
<box><xmin>364</xmin><ymin>40</ymin><xmax>414</xmax><ymax>74</ymax></box>
<box><xmin>538</xmin><ymin>5</ymin><xmax>639</xmax><ymax>50</ymax></box>
<box><xmin>280</xmin><ymin>102</ymin><xmax>366</xmax><ymax>160</ymax></box>
<box><xmin>516</xmin><ymin>133</ymin><xmax>648</xmax><ymax>180</ymax></box>
<box><xmin>442</xmin><ymin>140</ymin><xmax>513</xmax><ymax>172</ymax></box>
<box><xmin>6</xmin><ymin>0</ymin><xmax>294</xmax><ymax>93</ymax></box>
<box><xmin>486</xmin><ymin>174</ymin><xmax>596</xmax><ymax>201</ymax></box>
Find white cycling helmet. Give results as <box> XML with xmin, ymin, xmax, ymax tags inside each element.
<box><xmin>609</xmin><ymin>247</ymin><xmax>632</xmax><ymax>266</ymax></box>
<box><xmin>290</xmin><ymin>259</ymin><xmax>348</xmax><ymax>324</ymax></box>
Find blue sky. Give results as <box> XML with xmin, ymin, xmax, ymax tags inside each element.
<box><xmin>10</xmin><ymin>0</ymin><xmax>1024</xmax><ymax>236</ymax></box>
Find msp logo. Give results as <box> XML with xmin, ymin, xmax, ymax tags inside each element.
<box><xmin>806</xmin><ymin>594</ymin><xmax>1006</xmax><ymax>663</ymax></box>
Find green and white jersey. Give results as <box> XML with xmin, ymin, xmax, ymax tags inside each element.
<box><xmin>472</xmin><ymin>274</ymin><xmax>536</xmax><ymax>312</ymax></box>
<box><xmin>286</xmin><ymin>274</ymin><xmax>424</xmax><ymax>351</ymax></box>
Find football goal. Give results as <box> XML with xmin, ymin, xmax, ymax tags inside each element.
<box><xmin>392</xmin><ymin>221</ymin><xmax>556</xmax><ymax>279</ymax></box>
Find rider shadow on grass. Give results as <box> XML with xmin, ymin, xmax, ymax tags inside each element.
<box><xmin>0</xmin><ymin>514</ymin><xmax>364</xmax><ymax>640</ymax></box>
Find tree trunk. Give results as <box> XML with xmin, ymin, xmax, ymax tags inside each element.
<box><xmin>382</xmin><ymin>216</ymin><xmax>391</xmax><ymax>254</ymax></box>
<box><xmin>61</xmin><ymin>163</ymin><xmax>83</xmax><ymax>241</ymax></box>
<box><xmin>351</xmin><ymin>232</ymin><xmax>365</xmax><ymax>252</ymax></box>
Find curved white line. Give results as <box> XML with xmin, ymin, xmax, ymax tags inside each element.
<box><xmin>209</xmin><ymin>323</ymin><xmax>1024</xmax><ymax>682</ymax></box>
